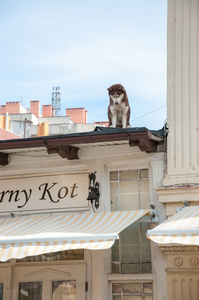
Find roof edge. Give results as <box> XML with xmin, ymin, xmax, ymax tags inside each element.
<box><xmin>0</xmin><ymin>127</ymin><xmax>165</xmax><ymax>151</ymax></box>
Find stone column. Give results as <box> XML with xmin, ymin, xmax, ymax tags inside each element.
<box><xmin>164</xmin><ymin>0</ymin><xmax>199</xmax><ymax>185</ymax></box>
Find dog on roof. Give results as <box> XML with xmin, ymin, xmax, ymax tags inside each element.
<box><xmin>107</xmin><ymin>84</ymin><xmax>131</xmax><ymax>128</ymax></box>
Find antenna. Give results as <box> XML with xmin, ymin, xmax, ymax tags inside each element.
<box><xmin>52</xmin><ymin>86</ymin><xmax>61</xmax><ymax>117</ymax></box>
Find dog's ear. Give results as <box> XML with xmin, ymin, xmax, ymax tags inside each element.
<box><xmin>120</xmin><ymin>86</ymin><xmax>125</xmax><ymax>93</ymax></box>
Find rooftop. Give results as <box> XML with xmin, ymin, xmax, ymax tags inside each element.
<box><xmin>0</xmin><ymin>127</ymin><xmax>166</xmax><ymax>165</ymax></box>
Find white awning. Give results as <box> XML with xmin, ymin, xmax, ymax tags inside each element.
<box><xmin>0</xmin><ymin>209</ymin><xmax>149</xmax><ymax>262</ymax></box>
<box><xmin>147</xmin><ymin>206</ymin><xmax>199</xmax><ymax>245</ymax></box>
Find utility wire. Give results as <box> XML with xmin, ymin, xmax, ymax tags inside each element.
<box><xmin>131</xmin><ymin>104</ymin><xmax>166</xmax><ymax>122</ymax></box>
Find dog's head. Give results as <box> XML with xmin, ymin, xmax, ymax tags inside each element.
<box><xmin>107</xmin><ymin>84</ymin><xmax>126</xmax><ymax>106</ymax></box>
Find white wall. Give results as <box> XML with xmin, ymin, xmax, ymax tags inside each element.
<box><xmin>0</xmin><ymin>143</ymin><xmax>166</xmax><ymax>300</ymax></box>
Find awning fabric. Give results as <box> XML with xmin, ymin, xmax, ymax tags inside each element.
<box><xmin>147</xmin><ymin>206</ymin><xmax>199</xmax><ymax>245</ymax></box>
<box><xmin>0</xmin><ymin>209</ymin><xmax>149</xmax><ymax>262</ymax></box>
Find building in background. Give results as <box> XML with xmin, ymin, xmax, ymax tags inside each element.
<box><xmin>0</xmin><ymin>101</ymin><xmax>96</xmax><ymax>138</ymax></box>
<box><xmin>0</xmin><ymin>115</ymin><xmax>21</xmax><ymax>140</ymax></box>
<box><xmin>94</xmin><ymin>121</ymin><xmax>109</xmax><ymax>127</ymax></box>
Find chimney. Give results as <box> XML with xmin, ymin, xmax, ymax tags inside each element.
<box><xmin>0</xmin><ymin>105</ymin><xmax>6</xmax><ymax>114</ymax></box>
<box><xmin>42</xmin><ymin>105</ymin><xmax>52</xmax><ymax>117</ymax></box>
<box><xmin>4</xmin><ymin>102</ymin><xmax>21</xmax><ymax>114</ymax></box>
<box><xmin>0</xmin><ymin>115</ymin><xmax>10</xmax><ymax>130</ymax></box>
<box><xmin>66</xmin><ymin>107</ymin><xmax>87</xmax><ymax>124</ymax></box>
<box><xmin>30</xmin><ymin>101</ymin><xmax>40</xmax><ymax>118</ymax></box>
<box><xmin>37</xmin><ymin>122</ymin><xmax>49</xmax><ymax>137</ymax></box>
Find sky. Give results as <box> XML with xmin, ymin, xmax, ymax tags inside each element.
<box><xmin>0</xmin><ymin>0</ymin><xmax>167</xmax><ymax>130</ymax></box>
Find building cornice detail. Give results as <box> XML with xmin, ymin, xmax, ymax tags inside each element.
<box><xmin>159</xmin><ymin>246</ymin><xmax>199</xmax><ymax>254</ymax></box>
<box><xmin>156</xmin><ymin>185</ymin><xmax>199</xmax><ymax>203</ymax></box>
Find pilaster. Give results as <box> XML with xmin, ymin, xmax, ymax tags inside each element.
<box><xmin>160</xmin><ymin>246</ymin><xmax>199</xmax><ymax>300</ymax></box>
<box><xmin>164</xmin><ymin>0</ymin><xmax>199</xmax><ymax>185</ymax></box>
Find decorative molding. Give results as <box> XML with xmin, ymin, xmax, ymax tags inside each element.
<box><xmin>107</xmin><ymin>273</ymin><xmax>154</xmax><ymax>281</ymax></box>
<box><xmin>174</xmin><ymin>257</ymin><xmax>183</xmax><ymax>267</ymax></box>
<box><xmin>24</xmin><ymin>267</ymin><xmax>71</xmax><ymax>278</ymax></box>
<box><xmin>159</xmin><ymin>246</ymin><xmax>199</xmax><ymax>253</ymax></box>
<box><xmin>190</xmin><ymin>256</ymin><xmax>198</xmax><ymax>266</ymax></box>
<box><xmin>156</xmin><ymin>186</ymin><xmax>199</xmax><ymax>203</ymax></box>
<box><xmin>166</xmin><ymin>268</ymin><xmax>199</xmax><ymax>274</ymax></box>
<box><xmin>163</xmin><ymin>174</ymin><xmax>199</xmax><ymax>186</ymax></box>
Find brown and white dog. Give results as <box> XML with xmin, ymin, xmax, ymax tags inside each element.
<box><xmin>107</xmin><ymin>84</ymin><xmax>131</xmax><ymax>128</ymax></box>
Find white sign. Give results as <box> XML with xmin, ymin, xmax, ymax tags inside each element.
<box><xmin>0</xmin><ymin>173</ymin><xmax>89</xmax><ymax>213</ymax></box>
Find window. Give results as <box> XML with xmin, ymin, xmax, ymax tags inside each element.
<box><xmin>18</xmin><ymin>282</ymin><xmax>42</xmax><ymax>300</ymax></box>
<box><xmin>19</xmin><ymin>122</ymin><xmax>24</xmax><ymax>130</ymax></box>
<box><xmin>112</xmin><ymin>282</ymin><xmax>153</xmax><ymax>300</ymax></box>
<box><xmin>110</xmin><ymin>169</ymin><xmax>149</xmax><ymax>211</ymax></box>
<box><xmin>0</xmin><ymin>283</ymin><xmax>3</xmax><ymax>300</ymax></box>
<box><xmin>110</xmin><ymin>169</ymin><xmax>151</xmax><ymax>274</ymax></box>
<box><xmin>52</xmin><ymin>281</ymin><xmax>76</xmax><ymax>300</ymax></box>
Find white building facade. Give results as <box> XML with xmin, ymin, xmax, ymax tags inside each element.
<box><xmin>0</xmin><ymin>127</ymin><xmax>166</xmax><ymax>300</ymax></box>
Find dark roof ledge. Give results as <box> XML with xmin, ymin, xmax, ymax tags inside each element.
<box><xmin>0</xmin><ymin>127</ymin><xmax>166</xmax><ymax>159</ymax></box>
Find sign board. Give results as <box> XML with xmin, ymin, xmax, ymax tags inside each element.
<box><xmin>0</xmin><ymin>173</ymin><xmax>89</xmax><ymax>213</ymax></box>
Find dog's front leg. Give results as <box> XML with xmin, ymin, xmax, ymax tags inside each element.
<box><xmin>111</xmin><ymin>112</ymin><xmax>117</xmax><ymax>128</ymax></box>
<box><xmin>122</xmin><ymin>113</ymin><xmax>127</xmax><ymax>128</ymax></box>
<box><xmin>109</xmin><ymin>106</ymin><xmax>117</xmax><ymax>127</ymax></box>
